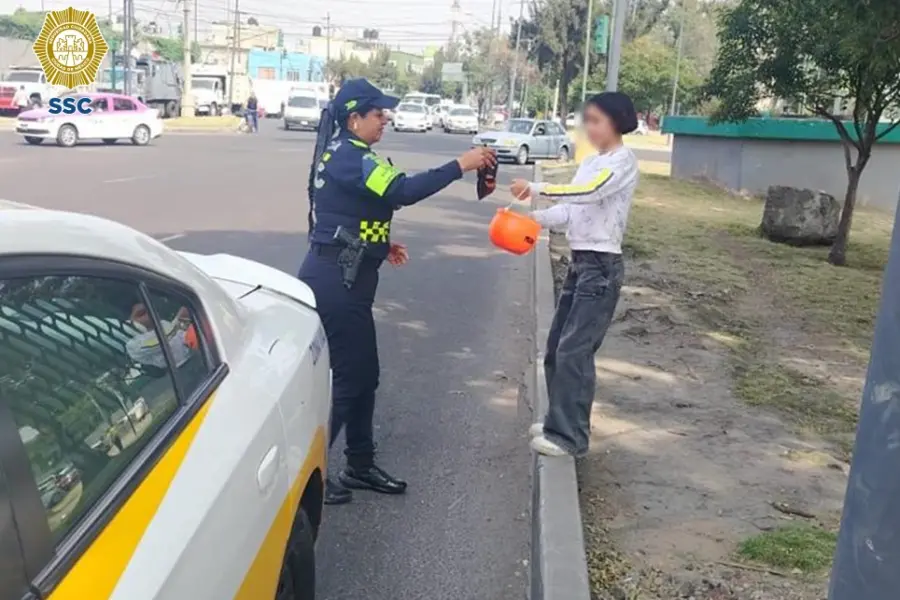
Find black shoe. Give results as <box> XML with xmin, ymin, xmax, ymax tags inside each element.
<box><xmin>324</xmin><ymin>476</ymin><xmax>352</xmax><ymax>505</ymax></box>
<box><xmin>339</xmin><ymin>464</ymin><xmax>408</xmax><ymax>495</ymax></box>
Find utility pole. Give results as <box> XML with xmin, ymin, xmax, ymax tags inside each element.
<box><xmin>450</xmin><ymin>0</ymin><xmax>461</xmax><ymax>46</ymax></box>
<box><xmin>326</xmin><ymin>13</ymin><xmax>331</xmax><ymax>64</ymax></box>
<box><xmin>194</xmin><ymin>0</ymin><xmax>198</xmax><ymax>45</ymax></box>
<box><xmin>606</xmin><ymin>0</ymin><xmax>628</xmax><ymax>91</ymax></box>
<box><xmin>669</xmin><ymin>1</ymin><xmax>686</xmax><ymax>115</ymax></box>
<box><xmin>228</xmin><ymin>0</ymin><xmax>239</xmax><ymax>109</ymax></box>
<box><xmin>180</xmin><ymin>0</ymin><xmax>194</xmax><ymax>117</ymax></box>
<box><xmin>122</xmin><ymin>0</ymin><xmax>131</xmax><ymax>96</ymax></box>
<box><xmin>580</xmin><ymin>0</ymin><xmax>594</xmax><ymax>103</ymax></box>
<box><xmin>508</xmin><ymin>0</ymin><xmax>524</xmax><ymax>111</ymax></box>
<box><xmin>828</xmin><ymin>194</ymin><xmax>900</xmax><ymax>600</ymax></box>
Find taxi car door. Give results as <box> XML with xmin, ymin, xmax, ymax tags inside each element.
<box><xmin>0</xmin><ymin>435</ymin><xmax>33</xmax><ymax>600</ymax></box>
<box><xmin>0</xmin><ymin>258</ymin><xmax>290</xmax><ymax>600</ymax></box>
<box><xmin>111</xmin><ymin>97</ymin><xmax>140</xmax><ymax>138</ymax></box>
<box><xmin>83</xmin><ymin>98</ymin><xmax>110</xmax><ymax>138</ymax></box>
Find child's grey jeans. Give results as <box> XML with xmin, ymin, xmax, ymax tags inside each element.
<box><xmin>542</xmin><ymin>250</ymin><xmax>625</xmax><ymax>456</ymax></box>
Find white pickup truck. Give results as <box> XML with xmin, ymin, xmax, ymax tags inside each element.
<box><xmin>192</xmin><ymin>75</ymin><xmax>226</xmax><ymax>116</ymax></box>
<box><xmin>0</xmin><ymin>67</ymin><xmax>61</xmax><ymax>114</ymax></box>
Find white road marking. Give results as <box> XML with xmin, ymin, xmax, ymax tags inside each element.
<box><xmin>103</xmin><ymin>175</ymin><xmax>155</xmax><ymax>183</ymax></box>
<box><xmin>157</xmin><ymin>233</ymin><xmax>185</xmax><ymax>242</ymax></box>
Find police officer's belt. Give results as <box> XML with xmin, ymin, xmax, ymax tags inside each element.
<box><xmin>310</xmin><ymin>243</ymin><xmax>383</xmax><ymax>266</ymax></box>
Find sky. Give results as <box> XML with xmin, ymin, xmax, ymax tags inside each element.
<box><xmin>1</xmin><ymin>0</ymin><xmax>524</xmax><ymax>51</ymax></box>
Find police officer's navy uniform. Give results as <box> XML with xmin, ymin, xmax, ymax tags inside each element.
<box><xmin>298</xmin><ymin>79</ymin><xmax>463</xmax><ymax>504</ymax></box>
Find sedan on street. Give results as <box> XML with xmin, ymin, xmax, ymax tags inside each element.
<box><xmin>472</xmin><ymin>118</ymin><xmax>572</xmax><ymax>164</ymax></box>
<box><xmin>15</xmin><ymin>92</ymin><xmax>164</xmax><ymax>148</ymax></box>
<box><xmin>392</xmin><ymin>103</ymin><xmax>429</xmax><ymax>133</ymax></box>
<box><xmin>443</xmin><ymin>106</ymin><xmax>478</xmax><ymax>134</ymax></box>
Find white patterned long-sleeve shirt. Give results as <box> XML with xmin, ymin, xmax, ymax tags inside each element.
<box><xmin>528</xmin><ymin>145</ymin><xmax>639</xmax><ymax>254</ymax></box>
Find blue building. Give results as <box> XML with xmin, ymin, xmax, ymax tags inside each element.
<box><xmin>247</xmin><ymin>49</ymin><xmax>326</xmax><ymax>82</ymax></box>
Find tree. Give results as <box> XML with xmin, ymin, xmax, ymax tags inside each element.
<box><xmin>461</xmin><ymin>27</ymin><xmax>515</xmax><ymax>118</ymax></box>
<box><xmin>0</xmin><ymin>8</ymin><xmax>46</xmax><ymax>40</ymax></box>
<box><xmin>247</xmin><ymin>16</ymin><xmax>259</xmax><ymax>26</ymax></box>
<box><xmin>367</xmin><ymin>48</ymin><xmax>398</xmax><ymax>91</ymax></box>
<box><xmin>517</xmin><ymin>0</ymin><xmax>674</xmax><ymax>118</ymax></box>
<box><xmin>326</xmin><ymin>56</ymin><xmax>370</xmax><ymax>84</ymax></box>
<box><xmin>705</xmin><ymin>0</ymin><xmax>900</xmax><ymax>265</ymax></box>
<box><xmin>615</xmin><ymin>35</ymin><xmax>701</xmax><ymax>114</ymax></box>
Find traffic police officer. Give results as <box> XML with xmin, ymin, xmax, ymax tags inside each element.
<box><xmin>299</xmin><ymin>79</ymin><xmax>496</xmax><ymax>505</ymax></box>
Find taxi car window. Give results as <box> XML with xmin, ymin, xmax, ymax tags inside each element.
<box><xmin>112</xmin><ymin>98</ymin><xmax>136</xmax><ymax>112</ymax></box>
<box><xmin>90</xmin><ymin>98</ymin><xmax>108</xmax><ymax>112</ymax></box>
<box><xmin>0</xmin><ymin>275</ymin><xmax>180</xmax><ymax>545</ymax></box>
<box><xmin>142</xmin><ymin>288</ymin><xmax>212</xmax><ymax>399</ymax></box>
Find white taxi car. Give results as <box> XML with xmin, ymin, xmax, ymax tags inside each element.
<box><xmin>392</xmin><ymin>102</ymin><xmax>429</xmax><ymax>133</ymax></box>
<box><xmin>15</xmin><ymin>91</ymin><xmax>164</xmax><ymax>148</ymax></box>
<box><xmin>443</xmin><ymin>106</ymin><xmax>478</xmax><ymax>134</ymax></box>
<box><xmin>0</xmin><ymin>200</ymin><xmax>330</xmax><ymax>600</ymax></box>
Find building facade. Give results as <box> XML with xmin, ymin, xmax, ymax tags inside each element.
<box><xmin>247</xmin><ymin>49</ymin><xmax>325</xmax><ymax>82</ymax></box>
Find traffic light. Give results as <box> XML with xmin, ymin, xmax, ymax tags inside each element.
<box><xmin>594</xmin><ymin>15</ymin><xmax>609</xmax><ymax>55</ymax></box>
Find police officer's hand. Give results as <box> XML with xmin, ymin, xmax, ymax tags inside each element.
<box><xmin>457</xmin><ymin>146</ymin><xmax>497</xmax><ymax>173</ymax></box>
<box><xmin>510</xmin><ymin>179</ymin><xmax>530</xmax><ymax>201</ymax></box>
<box><xmin>387</xmin><ymin>242</ymin><xmax>410</xmax><ymax>266</ymax></box>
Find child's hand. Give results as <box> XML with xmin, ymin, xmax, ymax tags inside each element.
<box><xmin>510</xmin><ymin>179</ymin><xmax>530</xmax><ymax>201</ymax></box>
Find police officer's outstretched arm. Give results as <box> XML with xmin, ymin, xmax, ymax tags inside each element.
<box><xmin>361</xmin><ymin>146</ymin><xmax>496</xmax><ymax>209</ymax></box>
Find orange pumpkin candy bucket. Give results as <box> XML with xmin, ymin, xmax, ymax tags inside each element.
<box><xmin>488</xmin><ymin>208</ymin><xmax>542</xmax><ymax>255</ymax></box>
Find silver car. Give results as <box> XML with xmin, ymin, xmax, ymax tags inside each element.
<box><xmin>472</xmin><ymin>118</ymin><xmax>572</xmax><ymax>164</ymax></box>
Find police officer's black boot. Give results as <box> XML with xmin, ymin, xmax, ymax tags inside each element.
<box><xmin>339</xmin><ymin>462</ymin><xmax>408</xmax><ymax>495</ymax></box>
<box><xmin>324</xmin><ymin>476</ymin><xmax>352</xmax><ymax>505</ymax></box>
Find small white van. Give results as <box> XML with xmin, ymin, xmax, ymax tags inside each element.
<box><xmin>284</xmin><ymin>91</ymin><xmax>323</xmax><ymax>131</ymax></box>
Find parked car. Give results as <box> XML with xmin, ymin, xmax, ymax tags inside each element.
<box><xmin>565</xmin><ymin>112</ymin><xmax>577</xmax><ymax>129</ymax></box>
<box><xmin>393</xmin><ymin>103</ymin><xmax>429</xmax><ymax>132</ymax></box>
<box><xmin>472</xmin><ymin>118</ymin><xmax>572</xmax><ymax>164</ymax></box>
<box><xmin>444</xmin><ymin>106</ymin><xmax>479</xmax><ymax>134</ymax></box>
<box><xmin>0</xmin><ymin>200</ymin><xmax>331</xmax><ymax>599</ymax></box>
<box><xmin>14</xmin><ymin>92</ymin><xmax>163</xmax><ymax>148</ymax></box>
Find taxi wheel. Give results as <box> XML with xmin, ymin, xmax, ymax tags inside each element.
<box><xmin>56</xmin><ymin>124</ymin><xmax>78</xmax><ymax>148</ymax></box>
<box><xmin>131</xmin><ymin>125</ymin><xmax>151</xmax><ymax>146</ymax></box>
<box><xmin>276</xmin><ymin>508</ymin><xmax>315</xmax><ymax>600</ymax></box>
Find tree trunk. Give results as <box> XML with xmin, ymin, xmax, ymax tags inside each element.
<box><xmin>559</xmin><ymin>77</ymin><xmax>570</xmax><ymax>122</ymax></box>
<box><xmin>828</xmin><ymin>167</ymin><xmax>863</xmax><ymax>266</ymax></box>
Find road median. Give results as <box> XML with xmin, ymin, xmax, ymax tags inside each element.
<box><xmin>529</xmin><ymin>161</ymin><xmax>592</xmax><ymax>600</ymax></box>
<box><xmin>164</xmin><ymin>116</ymin><xmax>242</xmax><ymax>133</ymax></box>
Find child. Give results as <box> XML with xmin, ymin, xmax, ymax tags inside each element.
<box><xmin>510</xmin><ymin>92</ymin><xmax>640</xmax><ymax>457</ymax></box>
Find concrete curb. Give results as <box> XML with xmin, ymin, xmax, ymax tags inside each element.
<box><xmin>529</xmin><ymin>163</ymin><xmax>592</xmax><ymax>600</ymax></box>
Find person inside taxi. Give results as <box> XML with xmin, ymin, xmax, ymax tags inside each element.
<box><xmin>125</xmin><ymin>302</ymin><xmax>193</xmax><ymax>370</ymax></box>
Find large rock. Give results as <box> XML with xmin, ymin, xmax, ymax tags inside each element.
<box><xmin>760</xmin><ymin>186</ymin><xmax>841</xmax><ymax>246</ymax></box>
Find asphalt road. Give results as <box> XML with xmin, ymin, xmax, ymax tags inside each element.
<box><xmin>0</xmin><ymin>120</ymin><xmax>536</xmax><ymax>600</ymax></box>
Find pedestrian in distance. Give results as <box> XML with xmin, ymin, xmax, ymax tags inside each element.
<box><xmin>298</xmin><ymin>78</ymin><xmax>496</xmax><ymax>505</ymax></box>
<box><xmin>245</xmin><ymin>91</ymin><xmax>259</xmax><ymax>133</ymax></box>
<box><xmin>509</xmin><ymin>91</ymin><xmax>640</xmax><ymax>458</ymax></box>
<box><xmin>12</xmin><ymin>86</ymin><xmax>29</xmax><ymax>114</ymax></box>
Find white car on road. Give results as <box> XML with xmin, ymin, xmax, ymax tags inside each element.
<box><xmin>443</xmin><ymin>106</ymin><xmax>479</xmax><ymax>134</ymax></box>
<box><xmin>0</xmin><ymin>200</ymin><xmax>331</xmax><ymax>600</ymax></box>
<box><xmin>392</xmin><ymin>103</ymin><xmax>429</xmax><ymax>133</ymax></box>
<box><xmin>15</xmin><ymin>92</ymin><xmax>164</xmax><ymax>148</ymax></box>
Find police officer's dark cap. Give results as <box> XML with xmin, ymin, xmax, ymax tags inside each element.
<box><xmin>334</xmin><ymin>78</ymin><xmax>400</xmax><ymax>114</ymax></box>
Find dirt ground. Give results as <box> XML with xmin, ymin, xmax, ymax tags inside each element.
<box><xmin>546</xmin><ymin>174</ymin><xmax>893</xmax><ymax>600</ymax></box>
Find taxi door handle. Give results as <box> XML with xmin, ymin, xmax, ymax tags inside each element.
<box><xmin>257</xmin><ymin>445</ymin><xmax>280</xmax><ymax>494</ymax></box>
